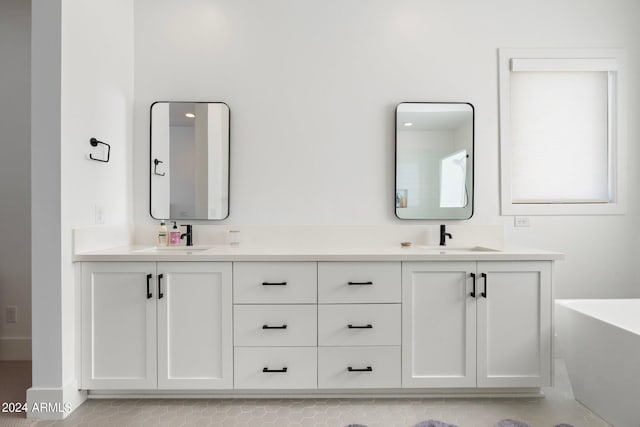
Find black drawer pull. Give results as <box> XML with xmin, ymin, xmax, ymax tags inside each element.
<box><xmin>262</xmin><ymin>282</ymin><xmax>287</xmax><ymax>286</ymax></box>
<box><xmin>263</xmin><ymin>367</ymin><xmax>288</xmax><ymax>373</ymax></box>
<box><xmin>146</xmin><ymin>274</ymin><xmax>153</xmax><ymax>299</ymax></box>
<box><xmin>347</xmin><ymin>324</ymin><xmax>373</xmax><ymax>329</ymax></box>
<box><xmin>348</xmin><ymin>281</ymin><xmax>373</xmax><ymax>286</ymax></box>
<box><xmin>262</xmin><ymin>324</ymin><xmax>288</xmax><ymax>330</ymax></box>
<box><xmin>347</xmin><ymin>366</ymin><xmax>372</xmax><ymax>372</ymax></box>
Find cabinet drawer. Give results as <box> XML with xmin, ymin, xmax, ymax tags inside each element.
<box><xmin>234</xmin><ymin>347</ymin><xmax>317</xmax><ymax>389</ymax></box>
<box><xmin>318</xmin><ymin>346</ymin><xmax>400</xmax><ymax>389</ymax></box>
<box><xmin>234</xmin><ymin>305</ymin><xmax>317</xmax><ymax>347</ymax></box>
<box><xmin>234</xmin><ymin>262</ymin><xmax>317</xmax><ymax>304</ymax></box>
<box><xmin>318</xmin><ymin>262</ymin><xmax>400</xmax><ymax>303</ymax></box>
<box><xmin>318</xmin><ymin>304</ymin><xmax>400</xmax><ymax>346</ymax></box>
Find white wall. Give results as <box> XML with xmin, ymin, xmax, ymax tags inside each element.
<box><xmin>0</xmin><ymin>0</ymin><xmax>31</xmax><ymax>360</ymax></box>
<box><xmin>29</xmin><ymin>0</ymin><xmax>134</xmax><ymax>417</ymax></box>
<box><xmin>31</xmin><ymin>0</ymin><xmax>63</xmax><ymax>392</ymax></box>
<box><xmin>134</xmin><ymin>0</ymin><xmax>640</xmax><ymax>299</ymax></box>
<box><xmin>59</xmin><ymin>0</ymin><xmax>134</xmax><ymax>390</ymax></box>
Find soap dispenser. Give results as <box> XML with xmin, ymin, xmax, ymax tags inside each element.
<box><xmin>157</xmin><ymin>220</ymin><xmax>168</xmax><ymax>246</ymax></box>
<box><xmin>169</xmin><ymin>221</ymin><xmax>181</xmax><ymax>246</ymax></box>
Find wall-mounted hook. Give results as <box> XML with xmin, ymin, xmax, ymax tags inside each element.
<box><xmin>89</xmin><ymin>137</ymin><xmax>110</xmax><ymax>162</ymax></box>
<box><xmin>153</xmin><ymin>159</ymin><xmax>166</xmax><ymax>176</ymax></box>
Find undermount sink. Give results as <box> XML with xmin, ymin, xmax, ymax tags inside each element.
<box><xmin>133</xmin><ymin>246</ymin><xmax>211</xmax><ymax>253</ymax></box>
<box><xmin>415</xmin><ymin>245</ymin><xmax>500</xmax><ymax>253</ymax></box>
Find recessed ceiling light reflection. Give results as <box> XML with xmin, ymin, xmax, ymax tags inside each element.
<box><xmin>185</xmin><ymin>113</ymin><xmax>195</xmax><ymax>118</ymax></box>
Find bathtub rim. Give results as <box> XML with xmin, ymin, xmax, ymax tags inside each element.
<box><xmin>555</xmin><ymin>298</ymin><xmax>640</xmax><ymax>336</ymax></box>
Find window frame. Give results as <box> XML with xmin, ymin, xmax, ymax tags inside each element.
<box><xmin>498</xmin><ymin>48</ymin><xmax>626</xmax><ymax>215</ymax></box>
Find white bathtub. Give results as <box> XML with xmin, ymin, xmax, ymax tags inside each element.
<box><xmin>556</xmin><ymin>299</ymin><xmax>640</xmax><ymax>427</ymax></box>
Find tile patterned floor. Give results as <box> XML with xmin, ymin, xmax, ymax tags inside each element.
<box><xmin>0</xmin><ymin>360</ymin><xmax>610</xmax><ymax>427</ymax></box>
<box><xmin>0</xmin><ymin>360</ymin><xmax>31</xmax><ymax>425</ymax></box>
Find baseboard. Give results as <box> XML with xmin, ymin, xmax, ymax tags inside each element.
<box><xmin>88</xmin><ymin>388</ymin><xmax>544</xmax><ymax>399</ymax></box>
<box><xmin>26</xmin><ymin>380</ymin><xmax>87</xmax><ymax>420</ymax></box>
<box><xmin>0</xmin><ymin>337</ymin><xmax>31</xmax><ymax>360</ymax></box>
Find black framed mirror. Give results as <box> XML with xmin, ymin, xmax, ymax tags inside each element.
<box><xmin>150</xmin><ymin>101</ymin><xmax>230</xmax><ymax>220</ymax></box>
<box><xmin>395</xmin><ymin>102</ymin><xmax>474</xmax><ymax>220</ymax></box>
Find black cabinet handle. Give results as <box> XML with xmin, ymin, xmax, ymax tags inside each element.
<box><xmin>262</xmin><ymin>282</ymin><xmax>287</xmax><ymax>286</ymax></box>
<box><xmin>146</xmin><ymin>274</ymin><xmax>153</xmax><ymax>299</ymax></box>
<box><xmin>263</xmin><ymin>367</ymin><xmax>288</xmax><ymax>373</ymax></box>
<box><xmin>347</xmin><ymin>366</ymin><xmax>372</xmax><ymax>372</ymax></box>
<box><xmin>347</xmin><ymin>324</ymin><xmax>373</xmax><ymax>329</ymax></box>
<box><xmin>470</xmin><ymin>273</ymin><xmax>476</xmax><ymax>298</ymax></box>
<box><xmin>481</xmin><ymin>273</ymin><xmax>487</xmax><ymax>298</ymax></box>
<box><xmin>158</xmin><ymin>274</ymin><xmax>164</xmax><ymax>299</ymax></box>
<box><xmin>348</xmin><ymin>281</ymin><xmax>373</xmax><ymax>286</ymax></box>
<box><xmin>262</xmin><ymin>324</ymin><xmax>287</xmax><ymax>329</ymax></box>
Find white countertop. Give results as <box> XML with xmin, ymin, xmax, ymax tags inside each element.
<box><xmin>74</xmin><ymin>244</ymin><xmax>563</xmax><ymax>262</ymax></box>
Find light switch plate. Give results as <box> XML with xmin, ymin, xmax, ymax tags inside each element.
<box><xmin>514</xmin><ymin>216</ymin><xmax>530</xmax><ymax>227</ymax></box>
<box><xmin>95</xmin><ymin>205</ymin><xmax>105</xmax><ymax>224</ymax></box>
<box><xmin>6</xmin><ymin>306</ymin><xmax>17</xmax><ymax>323</ymax></box>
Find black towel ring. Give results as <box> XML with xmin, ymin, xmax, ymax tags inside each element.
<box><xmin>89</xmin><ymin>138</ymin><xmax>110</xmax><ymax>163</ymax></box>
<box><xmin>153</xmin><ymin>159</ymin><xmax>166</xmax><ymax>176</ymax></box>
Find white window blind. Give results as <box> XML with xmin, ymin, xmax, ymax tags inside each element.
<box><xmin>498</xmin><ymin>49</ymin><xmax>625</xmax><ymax>215</ymax></box>
<box><xmin>510</xmin><ymin>70</ymin><xmax>610</xmax><ymax>203</ymax></box>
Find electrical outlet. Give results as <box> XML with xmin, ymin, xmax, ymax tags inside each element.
<box><xmin>6</xmin><ymin>306</ymin><xmax>17</xmax><ymax>323</ymax></box>
<box><xmin>514</xmin><ymin>216</ymin><xmax>531</xmax><ymax>227</ymax></box>
<box><xmin>95</xmin><ymin>205</ymin><xmax>105</xmax><ymax>224</ymax></box>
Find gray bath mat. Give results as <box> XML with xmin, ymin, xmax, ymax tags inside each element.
<box><xmin>496</xmin><ymin>421</ymin><xmax>575</xmax><ymax>427</ymax></box>
<box><xmin>414</xmin><ymin>420</ymin><xmax>459</xmax><ymax>427</ymax></box>
<box><xmin>346</xmin><ymin>421</ymin><xmax>573</xmax><ymax>427</ymax></box>
<box><xmin>495</xmin><ymin>420</ymin><xmax>531</xmax><ymax>427</ymax></box>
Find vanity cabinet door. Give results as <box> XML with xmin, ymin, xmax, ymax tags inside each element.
<box><xmin>476</xmin><ymin>261</ymin><xmax>552</xmax><ymax>388</ymax></box>
<box><xmin>157</xmin><ymin>262</ymin><xmax>233</xmax><ymax>389</ymax></box>
<box><xmin>402</xmin><ymin>262</ymin><xmax>477</xmax><ymax>388</ymax></box>
<box><xmin>81</xmin><ymin>262</ymin><xmax>157</xmax><ymax>389</ymax></box>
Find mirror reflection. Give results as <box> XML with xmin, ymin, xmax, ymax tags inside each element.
<box><xmin>395</xmin><ymin>102</ymin><xmax>474</xmax><ymax>220</ymax></box>
<box><xmin>150</xmin><ymin>102</ymin><xmax>230</xmax><ymax>220</ymax></box>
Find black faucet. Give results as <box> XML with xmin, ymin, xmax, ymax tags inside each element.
<box><xmin>180</xmin><ymin>224</ymin><xmax>193</xmax><ymax>246</ymax></box>
<box><xmin>439</xmin><ymin>224</ymin><xmax>452</xmax><ymax>246</ymax></box>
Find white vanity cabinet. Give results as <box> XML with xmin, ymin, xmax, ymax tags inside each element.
<box><xmin>78</xmin><ymin>250</ymin><xmax>557</xmax><ymax>395</ymax></box>
<box><xmin>402</xmin><ymin>261</ymin><xmax>552</xmax><ymax>389</ymax></box>
<box><xmin>81</xmin><ymin>261</ymin><xmax>232</xmax><ymax>390</ymax></box>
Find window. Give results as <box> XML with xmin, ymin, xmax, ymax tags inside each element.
<box><xmin>498</xmin><ymin>49</ymin><xmax>626</xmax><ymax>215</ymax></box>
